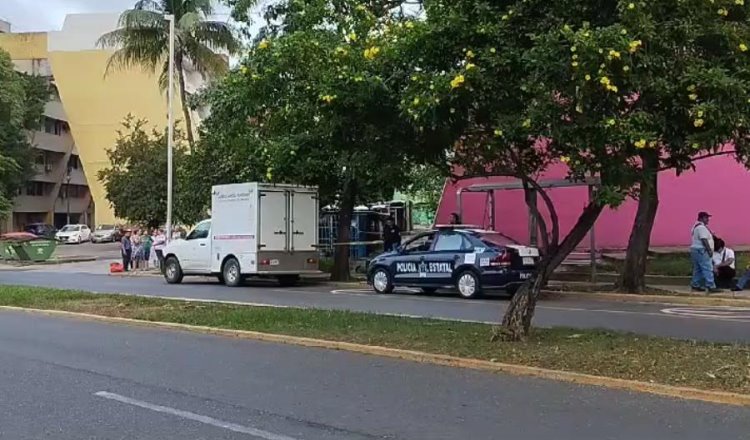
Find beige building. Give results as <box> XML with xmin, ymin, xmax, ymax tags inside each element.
<box><xmin>0</xmin><ymin>13</ymin><xmax>203</xmax><ymax>232</ymax></box>
<box><xmin>0</xmin><ymin>20</ymin><xmax>92</xmax><ymax>232</ymax></box>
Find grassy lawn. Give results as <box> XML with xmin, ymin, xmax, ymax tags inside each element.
<box><xmin>602</xmin><ymin>252</ymin><xmax>749</xmax><ymax>277</ymax></box>
<box><xmin>1</xmin><ymin>284</ymin><xmax>749</xmax><ymax>394</ymax></box>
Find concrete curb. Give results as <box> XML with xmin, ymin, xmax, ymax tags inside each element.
<box><xmin>2</xmin><ymin>305</ymin><xmax>748</xmax><ymax>408</ymax></box>
<box><xmin>554</xmin><ymin>290</ymin><xmax>750</xmax><ymax>307</ymax></box>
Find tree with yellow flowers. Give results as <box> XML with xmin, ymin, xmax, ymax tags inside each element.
<box><xmin>396</xmin><ymin>0</ymin><xmax>750</xmax><ymax>339</ymax></box>
<box><xmin>190</xmin><ymin>0</ymin><xmax>446</xmax><ymax>281</ymax></box>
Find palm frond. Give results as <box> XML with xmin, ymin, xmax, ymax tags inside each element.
<box><xmin>182</xmin><ymin>39</ymin><xmax>229</xmax><ymax>79</ymax></box>
<box><xmin>134</xmin><ymin>0</ymin><xmax>161</xmax><ymax>11</ymax></box>
<box><xmin>117</xmin><ymin>9</ymin><xmax>166</xmax><ymax>30</ymax></box>
<box><xmin>102</xmin><ymin>27</ymin><xmax>168</xmax><ymax>76</ymax></box>
<box><xmin>193</xmin><ymin>20</ymin><xmax>240</xmax><ymax>55</ymax></box>
<box><xmin>178</xmin><ymin>11</ymin><xmax>203</xmax><ymax>31</ymax></box>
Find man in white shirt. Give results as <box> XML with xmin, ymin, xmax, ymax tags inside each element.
<box><xmin>712</xmin><ymin>238</ymin><xmax>736</xmax><ymax>288</ymax></box>
<box><xmin>690</xmin><ymin>211</ymin><xmax>720</xmax><ymax>293</ymax></box>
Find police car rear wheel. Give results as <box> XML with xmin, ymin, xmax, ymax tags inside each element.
<box><xmin>372</xmin><ymin>268</ymin><xmax>394</xmax><ymax>294</ymax></box>
<box><xmin>456</xmin><ymin>271</ymin><xmax>482</xmax><ymax>299</ymax></box>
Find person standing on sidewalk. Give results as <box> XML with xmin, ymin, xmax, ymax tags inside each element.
<box><xmin>152</xmin><ymin>229</ymin><xmax>167</xmax><ymax>273</ymax></box>
<box><xmin>690</xmin><ymin>212</ymin><xmax>721</xmax><ymax>293</ymax></box>
<box><xmin>121</xmin><ymin>230</ymin><xmax>132</xmax><ymax>272</ymax></box>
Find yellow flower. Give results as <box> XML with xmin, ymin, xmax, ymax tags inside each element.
<box><xmin>571</xmin><ymin>61</ymin><xmax>579</xmax><ymax>67</ymax></box>
<box><xmin>649</xmin><ymin>141</ymin><xmax>657</xmax><ymax>148</ymax></box>
<box><xmin>354</xmin><ymin>76</ymin><xmax>364</xmax><ymax>82</ymax></box>
<box><xmin>335</xmin><ymin>46</ymin><xmax>348</xmax><ymax>56</ymax></box>
<box><xmin>634</xmin><ymin>139</ymin><xmax>647</xmax><ymax>149</ymax></box>
<box><xmin>240</xmin><ymin>66</ymin><xmax>248</xmax><ymax>74</ymax></box>
<box><xmin>363</xmin><ymin>46</ymin><xmax>381</xmax><ymax>60</ymax></box>
<box><xmin>494</xmin><ymin>129</ymin><xmax>503</xmax><ymax>137</ymax></box>
<box><xmin>570</xmin><ymin>45</ymin><xmax>577</xmax><ymax>53</ymax></box>
<box><xmin>585</xmin><ymin>74</ymin><xmax>592</xmax><ymax>81</ymax></box>
<box><xmin>576</xmin><ymin>104</ymin><xmax>583</xmax><ymax>113</ymax></box>
<box><xmin>572</xmin><ymin>54</ymin><xmax>578</xmax><ymax>60</ymax></box>
<box><xmin>620</xmin><ymin>29</ymin><xmax>628</xmax><ymax>35</ymax></box>
<box><xmin>258</xmin><ymin>39</ymin><xmax>270</xmax><ymax>50</ymax></box>
<box><xmin>266</xmin><ymin>168</ymin><xmax>273</xmax><ymax>181</ymax></box>
<box><xmin>412</xmin><ymin>97</ymin><xmax>420</xmax><ymax>106</ymax></box>
<box><xmin>490</xmin><ymin>47</ymin><xmax>497</xmax><ymax>53</ymax></box>
<box><xmin>502</xmin><ymin>14</ymin><xmax>509</xmax><ymax>20</ymax></box>
<box><xmin>600</xmin><ymin>76</ymin><xmax>611</xmax><ymax>85</ymax></box>
<box><xmin>697</xmin><ymin>110</ymin><xmax>704</xmax><ymax>118</ymax></box>
<box><xmin>688</xmin><ymin>94</ymin><xmax>698</xmax><ymax>101</ymax></box>
<box><xmin>694</xmin><ymin>118</ymin><xmax>705</xmax><ymax>128</ymax></box>
<box><xmin>718</xmin><ymin>8</ymin><xmax>728</xmax><ymax>16</ymax></box>
<box><xmin>405</xmin><ymin>21</ymin><xmax>415</xmax><ymax>29</ymax></box>
<box><xmin>623</xmin><ymin>65</ymin><xmax>630</xmax><ymax>72</ymax></box>
<box><xmin>466</xmin><ymin>50</ymin><xmax>475</xmax><ymax>59</ymax></box>
<box><xmin>607</xmin><ymin>84</ymin><xmax>619</xmax><ymax>93</ymax></box>
<box><xmin>348</xmin><ymin>32</ymin><xmax>358</xmax><ymax>42</ymax></box>
<box><xmin>466</xmin><ymin>63</ymin><xmax>477</xmax><ymax>70</ymax></box>
<box><xmin>692</xmin><ymin>143</ymin><xmax>700</xmax><ymax>149</ymax></box>
<box><xmin>736</xmin><ymin>0</ymin><xmax>745</xmax><ymax>5</ymax></box>
<box><xmin>560</xmin><ymin>156</ymin><xmax>571</xmax><ymax>163</ymax></box>
<box><xmin>606</xmin><ymin>118</ymin><xmax>616</xmax><ymax>126</ymax></box>
<box><xmin>320</xmin><ymin>94</ymin><xmax>337</xmax><ymax>104</ymax></box>
<box><xmin>687</xmin><ymin>84</ymin><xmax>696</xmax><ymax>92</ymax></box>
<box><xmin>608</xmin><ymin>50</ymin><xmax>621</xmax><ymax>59</ymax></box>
<box><xmin>628</xmin><ymin>40</ymin><xmax>642</xmax><ymax>53</ymax></box>
<box><xmin>522</xmin><ymin>118</ymin><xmax>531</xmax><ymax>128</ymax></box>
<box><xmin>356</xmin><ymin>4</ymin><xmax>367</xmax><ymax>11</ymax></box>
<box><xmin>251</xmin><ymin>73</ymin><xmax>260</xmax><ymax>81</ymax></box>
<box><xmin>628</xmin><ymin>2</ymin><xmax>635</xmax><ymax>9</ymax></box>
<box><xmin>450</xmin><ymin>74</ymin><xmax>466</xmax><ymax>89</ymax></box>
<box><xmin>740</xmin><ymin>43</ymin><xmax>749</xmax><ymax>52</ymax></box>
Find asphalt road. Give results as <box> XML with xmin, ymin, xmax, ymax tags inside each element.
<box><xmin>0</xmin><ymin>310</ymin><xmax>747</xmax><ymax>439</ymax></box>
<box><xmin>1</xmin><ymin>270</ymin><xmax>749</xmax><ymax>343</ymax></box>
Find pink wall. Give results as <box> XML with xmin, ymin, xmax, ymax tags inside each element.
<box><xmin>437</xmin><ymin>155</ymin><xmax>750</xmax><ymax>249</ymax></box>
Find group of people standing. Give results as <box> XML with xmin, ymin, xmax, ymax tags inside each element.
<box><xmin>690</xmin><ymin>211</ymin><xmax>749</xmax><ymax>293</ymax></box>
<box><xmin>120</xmin><ymin>228</ymin><xmax>167</xmax><ymax>273</ymax></box>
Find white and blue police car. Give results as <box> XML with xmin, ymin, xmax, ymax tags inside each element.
<box><xmin>367</xmin><ymin>226</ymin><xmax>540</xmax><ymax>299</ymax></box>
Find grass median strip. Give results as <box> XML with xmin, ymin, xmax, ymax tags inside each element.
<box><xmin>1</xmin><ymin>285</ymin><xmax>749</xmax><ymax>395</ymax></box>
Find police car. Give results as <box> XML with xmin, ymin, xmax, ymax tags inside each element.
<box><xmin>367</xmin><ymin>226</ymin><xmax>540</xmax><ymax>299</ymax></box>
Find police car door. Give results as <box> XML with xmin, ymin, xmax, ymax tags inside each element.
<box><xmin>392</xmin><ymin>232</ymin><xmax>436</xmax><ymax>285</ymax></box>
<box><xmin>430</xmin><ymin>231</ymin><xmax>471</xmax><ymax>285</ymax></box>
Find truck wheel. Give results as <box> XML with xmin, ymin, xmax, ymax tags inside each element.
<box><xmin>278</xmin><ymin>275</ymin><xmax>300</xmax><ymax>287</ymax></box>
<box><xmin>371</xmin><ymin>268</ymin><xmax>394</xmax><ymax>294</ymax></box>
<box><xmin>222</xmin><ymin>257</ymin><xmax>242</xmax><ymax>287</ymax></box>
<box><xmin>164</xmin><ymin>257</ymin><xmax>184</xmax><ymax>284</ymax></box>
<box><xmin>456</xmin><ymin>270</ymin><xmax>482</xmax><ymax>299</ymax></box>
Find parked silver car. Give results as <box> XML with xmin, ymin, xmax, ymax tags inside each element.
<box><xmin>91</xmin><ymin>224</ymin><xmax>122</xmax><ymax>243</ymax></box>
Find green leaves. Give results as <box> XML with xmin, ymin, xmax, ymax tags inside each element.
<box><xmin>0</xmin><ymin>49</ymin><xmax>47</xmax><ymax>220</ymax></box>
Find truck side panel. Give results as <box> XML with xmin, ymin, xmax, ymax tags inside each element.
<box><xmin>210</xmin><ymin>183</ymin><xmax>258</xmax><ymax>274</ymax></box>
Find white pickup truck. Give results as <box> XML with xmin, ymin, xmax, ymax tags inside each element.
<box><xmin>162</xmin><ymin>183</ymin><xmax>321</xmax><ymax>287</ymax></box>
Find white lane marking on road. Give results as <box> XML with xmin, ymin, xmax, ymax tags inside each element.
<box><xmin>661</xmin><ymin>307</ymin><xmax>750</xmax><ymax>322</ymax></box>
<box><xmin>94</xmin><ymin>391</ymin><xmax>299</xmax><ymax>440</ymax></box>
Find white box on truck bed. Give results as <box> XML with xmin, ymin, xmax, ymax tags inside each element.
<box><xmin>162</xmin><ymin>182</ymin><xmax>320</xmax><ymax>287</ymax></box>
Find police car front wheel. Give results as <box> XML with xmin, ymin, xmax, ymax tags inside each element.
<box><xmin>456</xmin><ymin>270</ymin><xmax>482</xmax><ymax>299</ymax></box>
<box><xmin>371</xmin><ymin>268</ymin><xmax>394</xmax><ymax>294</ymax></box>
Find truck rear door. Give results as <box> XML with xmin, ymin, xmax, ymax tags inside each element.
<box><xmin>259</xmin><ymin>189</ymin><xmax>288</xmax><ymax>251</ymax></box>
<box><xmin>290</xmin><ymin>191</ymin><xmax>317</xmax><ymax>252</ymax></box>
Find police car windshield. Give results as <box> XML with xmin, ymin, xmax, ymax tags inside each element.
<box><xmin>476</xmin><ymin>232</ymin><xmax>515</xmax><ymax>247</ymax></box>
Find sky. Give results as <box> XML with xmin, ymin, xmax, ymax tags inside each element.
<box><xmin>0</xmin><ymin>0</ymin><xmax>234</xmax><ymax>32</ymax></box>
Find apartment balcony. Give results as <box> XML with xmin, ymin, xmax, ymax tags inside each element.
<box><xmin>66</xmin><ymin>167</ymin><xmax>88</xmax><ymax>186</ymax></box>
<box><xmin>13</xmin><ymin>195</ymin><xmax>51</xmax><ymax>213</ymax></box>
<box><xmin>53</xmin><ymin>197</ymin><xmax>90</xmax><ymax>214</ymax></box>
<box><xmin>44</xmin><ymin>100</ymin><xmax>67</xmax><ymax>121</ymax></box>
<box><xmin>31</xmin><ymin>131</ymin><xmax>72</xmax><ymax>154</ymax></box>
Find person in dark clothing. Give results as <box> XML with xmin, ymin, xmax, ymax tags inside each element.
<box><xmin>382</xmin><ymin>216</ymin><xmax>401</xmax><ymax>252</ymax></box>
<box><xmin>121</xmin><ymin>230</ymin><xmax>133</xmax><ymax>272</ymax></box>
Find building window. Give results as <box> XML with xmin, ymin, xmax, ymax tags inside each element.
<box><xmin>43</xmin><ymin>117</ymin><xmax>68</xmax><ymax>136</ymax></box>
<box><xmin>25</xmin><ymin>182</ymin><xmax>45</xmax><ymax>197</ymax></box>
<box><xmin>68</xmin><ymin>155</ymin><xmax>79</xmax><ymax>170</ymax></box>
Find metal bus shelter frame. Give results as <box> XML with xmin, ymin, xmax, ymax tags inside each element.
<box><xmin>455</xmin><ymin>177</ymin><xmax>601</xmax><ymax>282</ymax></box>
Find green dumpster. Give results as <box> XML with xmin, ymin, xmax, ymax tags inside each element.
<box><xmin>0</xmin><ymin>232</ymin><xmax>57</xmax><ymax>262</ymax></box>
<box><xmin>14</xmin><ymin>239</ymin><xmax>57</xmax><ymax>262</ymax></box>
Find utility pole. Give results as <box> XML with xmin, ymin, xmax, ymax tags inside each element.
<box><xmin>65</xmin><ymin>169</ymin><xmax>71</xmax><ymax>225</ymax></box>
<box><xmin>165</xmin><ymin>14</ymin><xmax>175</xmax><ymax>242</ymax></box>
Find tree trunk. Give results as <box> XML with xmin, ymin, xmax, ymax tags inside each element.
<box><xmin>501</xmin><ymin>201</ymin><xmax>604</xmax><ymax>340</ymax></box>
<box><xmin>175</xmin><ymin>57</ymin><xmax>195</xmax><ymax>149</ymax></box>
<box><xmin>331</xmin><ymin>186</ymin><xmax>355</xmax><ymax>281</ymax></box>
<box><xmin>618</xmin><ymin>151</ymin><xmax>659</xmax><ymax>293</ymax></box>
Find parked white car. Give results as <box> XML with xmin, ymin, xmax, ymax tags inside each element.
<box><xmin>55</xmin><ymin>224</ymin><xmax>91</xmax><ymax>244</ymax></box>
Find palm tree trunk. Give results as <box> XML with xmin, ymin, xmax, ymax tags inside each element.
<box><xmin>175</xmin><ymin>56</ymin><xmax>195</xmax><ymax>149</ymax></box>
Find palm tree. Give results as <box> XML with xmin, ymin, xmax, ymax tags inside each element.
<box><xmin>98</xmin><ymin>0</ymin><xmax>240</xmax><ymax>147</ymax></box>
